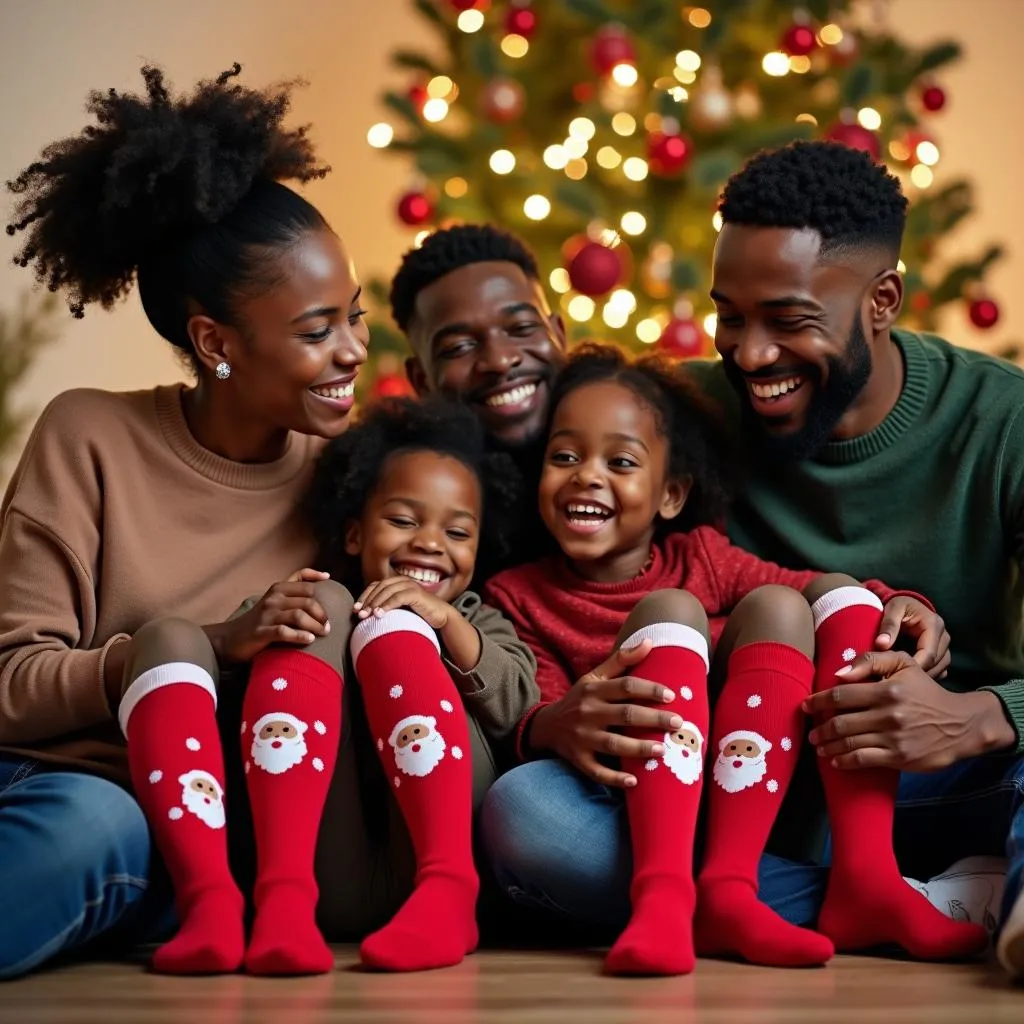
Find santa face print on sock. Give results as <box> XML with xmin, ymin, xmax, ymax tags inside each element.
<box><xmin>251</xmin><ymin>712</ymin><xmax>309</xmax><ymax>775</ymax></box>
<box><xmin>662</xmin><ymin>721</ymin><xmax>704</xmax><ymax>785</ymax></box>
<box><xmin>390</xmin><ymin>714</ymin><xmax>446</xmax><ymax>777</ymax></box>
<box><xmin>713</xmin><ymin>730</ymin><xmax>773</xmax><ymax>794</ymax></box>
<box><xmin>177</xmin><ymin>769</ymin><xmax>226</xmax><ymax>829</ymax></box>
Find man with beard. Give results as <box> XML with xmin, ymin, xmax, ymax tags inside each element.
<box><xmin>390</xmin><ymin>224</ymin><xmax>567</xmax><ymax>581</ymax></box>
<box><xmin>479</xmin><ymin>142</ymin><xmax>1024</xmax><ymax>978</ymax></box>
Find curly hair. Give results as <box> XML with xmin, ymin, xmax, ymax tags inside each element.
<box><xmin>306</xmin><ymin>395</ymin><xmax>522</xmax><ymax>587</ymax></box>
<box><xmin>549</xmin><ymin>344</ymin><xmax>737</xmax><ymax>533</ymax></box>
<box><xmin>718</xmin><ymin>140</ymin><xmax>908</xmax><ymax>260</ymax></box>
<box><xmin>389</xmin><ymin>223</ymin><xmax>540</xmax><ymax>333</ymax></box>
<box><xmin>6</xmin><ymin>63</ymin><xmax>330</xmax><ymax>360</ymax></box>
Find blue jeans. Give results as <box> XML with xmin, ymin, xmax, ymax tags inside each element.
<box><xmin>0</xmin><ymin>755</ymin><xmax>171</xmax><ymax>978</ymax></box>
<box><xmin>481</xmin><ymin>753</ymin><xmax>1024</xmax><ymax>935</ymax></box>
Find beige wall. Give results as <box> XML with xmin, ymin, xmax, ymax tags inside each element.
<box><xmin>0</xmin><ymin>0</ymin><xmax>1021</xmax><ymax>432</ymax></box>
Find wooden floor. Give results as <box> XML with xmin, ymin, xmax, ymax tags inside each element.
<box><xmin>5</xmin><ymin>949</ymin><xmax>1023</xmax><ymax>1023</ymax></box>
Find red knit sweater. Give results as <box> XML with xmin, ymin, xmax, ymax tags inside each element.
<box><xmin>484</xmin><ymin>526</ymin><xmax>902</xmax><ymax>754</ymax></box>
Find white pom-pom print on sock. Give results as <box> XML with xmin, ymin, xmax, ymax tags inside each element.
<box><xmin>272</xmin><ymin>677</ymin><xmax>288</xmax><ymax>691</ymax></box>
<box><xmin>168</xmin><ymin>807</ymin><xmax>184</xmax><ymax>821</ymax></box>
<box><xmin>645</xmin><ymin>759</ymin><xmax>659</xmax><ymax>771</ymax></box>
<box><xmin>312</xmin><ymin>757</ymin><xmax>325</xmax><ymax>772</ymax></box>
<box><xmin>842</xmin><ymin>648</ymin><xmax>857</xmax><ymax>663</ymax></box>
<box><xmin>185</xmin><ymin>737</ymin><xmax>201</xmax><ymax>751</ymax></box>
<box><xmin>451</xmin><ymin>746</ymin><xmax>464</xmax><ymax>760</ymax></box>
<box><xmin>389</xmin><ymin>684</ymin><xmax>404</xmax><ymax>699</ymax></box>
<box><xmin>780</xmin><ymin>737</ymin><xmax>793</xmax><ymax>751</ymax></box>
<box><xmin>680</xmin><ymin>686</ymin><xmax>693</xmax><ymax>701</ymax></box>
<box><xmin>314</xmin><ymin>720</ymin><xmax>327</xmax><ymax>735</ymax></box>
<box><xmin>440</xmin><ymin>699</ymin><xmax>454</xmax><ymax>713</ymax></box>
<box><xmin>766</xmin><ymin>779</ymin><xmax>779</xmax><ymax>794</ymax></box>
<box><xmin>148</xmin><ymin>770</ymin><xmax>163</xmax><ymax>784</ymax></box>
<box><xmin>747</xmin><ymin>694</ymin><xmax>762</xmax><ymax>708</ymax></box>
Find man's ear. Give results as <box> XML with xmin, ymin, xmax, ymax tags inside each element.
<box><xmin>344</xmin><ymin>520</ymin><xmax>363</xmax><ymax>556</ymax></box>
<box><xmin>870</xmin><ymin>268</ymin><xmax>903</xmax><ymax>333</ymax></box>
<box><xmin>659</xmin><ymin>475</ymin><xmax>692</xmax><ymax>522</ymax></box>
<box><xmin>405</xmin><ymin>356</ymin><xmax>430</xmax><ymax>397</ymax></box>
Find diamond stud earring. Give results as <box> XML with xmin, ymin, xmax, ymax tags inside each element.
<box><xmin>215</xmin><ymin>361</ymin><xmax>231</xmax><ymax>381</ymax></box>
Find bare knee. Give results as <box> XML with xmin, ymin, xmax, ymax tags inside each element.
<box><xmin>310</xmin><ymin>579</ymin><xmax>355</xmax><ymax>630</ymax></box>
<box><xmin>617</xmin><ymin>589</ymin><xmax>710</xmax><ymax>647</ymax></box>
<box><xmin>802</xmin><ymin>573</ymin><xmax>861</xmax><ymax>607</ymax></box>
<box><xmin>729</xmin><ymin>585</ymin><xmax>814</xmax><ymax>656</ymax></box>
<box><xmin>125</xmin><ymin>616</ymin><xmax>218</xmax><ymax>689</ymax></box>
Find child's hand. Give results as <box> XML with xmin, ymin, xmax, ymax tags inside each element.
<box><xmin>875</xmin><ymin>595</ymin><xmax>950</xmax><ymax>679</ymax></box>
<box><xmin>354</xmin><ymin>576</ymin><xmax>450</xmax><ymax>630</ymax></box>
<box><xmin>210</xmin><ymin>568</ymin><xmax>331</xmax><ymax>663</ymax></box>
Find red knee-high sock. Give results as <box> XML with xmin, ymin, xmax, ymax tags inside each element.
<box><xmin>694</xmin><ymin>642</ymin><xmax>834</xmax><ymax>967</ymax></box>
<box><xmin>604</xmin><ymin>622</ymin><xmax>710</xmax><ymax>977</ymax></box>
<box><xmin>121</xmin><ymin>663</ymin><xmax>244</xmax><ymax>974</ymax></box>
<box><xmin>242</xmin><ymin>648</ymin><xmax>342</xmax><ymax>975</ymax></box>
<box><xmin>351</xmin><ymin>610</ymin><xmax>478</xmax><ymax>972</ymax></box>
<box><xmin>812</xmin><ymin>587</ymin><xmax>987</xmax><ymax>959</ymax></box>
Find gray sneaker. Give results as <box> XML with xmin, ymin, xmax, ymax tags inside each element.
<box><xmin>905</xmin><ymin>855</ymin><xmax>1007</xmax><ymax>939</ymax></box>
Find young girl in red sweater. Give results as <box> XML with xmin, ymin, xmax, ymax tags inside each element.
<box><xmin>485</xmin><ymin>344</ymin><xmax>986</xmax><ymax>975</ymax></box>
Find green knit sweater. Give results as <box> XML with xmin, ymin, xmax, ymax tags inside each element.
<box><xmin>687</xmin><ymin>329</ymin><xmax>1024</xmax><ymax>752</ymax></box>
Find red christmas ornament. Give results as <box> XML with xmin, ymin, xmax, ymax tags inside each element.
<box><xmin>656</xmin><ymin>318</ymin><xmax>705</xmax><ymax>358</ymax></box>
<box><xmin>372</xmin><ymin>373</ymin><xmax>415</xmax><ymax>400</ymax></box>
<box><xmin>407</xmin><ymin>83</ymin><xmax>428</xmax><ymax>114</ymax></box>
<box><xmin>591</xmin><ymin>24</ymin><xmax>636</xmax><ymax>75</ymax></box>
<box><xmin>572</xmin><ymin>81</ymin><xmax>595</xmax><ymax>103</ymax></box>
<box><xmin>780</xmin><ymin>23</ymin><xmax>818</xmax><ymax>57</ymax></box>
<box><xmin>647</xmin><ymin>131</ymin><xmax>692</xmax><ymax>176</ymax></box>
<box><xmin>826</xmin><ymin>122</ymin><xmax>880</xmax><ymax>161</ymax></box>
<box><xmin>921</xmin><ymin>84</ymin><xmax>947</xmax><ymax>113</ymax></box>
<box><xmin>505</xmin><ymin>4</ymin><xmax>536</xmax><ymax>38</ymax></box>
<box><xmin>396</xmin><ymin>191</ymin><xmax>434</xmax><ymax>227</ymax></box>
<box><xmin>567</xmin><ymin>242</ymin><xmax>623</xmax><ymax>297</ymax></box>
<box><xmin>910</xmin><ymin>292</ymin><xmax>931</xmax><ymax>314</ymax></box>
<box><xmin>480</xmin><ymin>78</ymin><xmax>525</xmax><ymax>122</ymax></box>
<box><xmin>969</xmin><ymin>297</ymin><xmax>1000</xmax><ymax>329</ymax></box>
<box><xmin>448</xmin><ymin>0</ymin><xmax>480</xmax><ymax>10</ymax></box>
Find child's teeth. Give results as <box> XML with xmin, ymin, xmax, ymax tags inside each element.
<box><xmin>396</xmin><ymin>566</ymin><xmax>442</xmax><ymax>584</ymax></box>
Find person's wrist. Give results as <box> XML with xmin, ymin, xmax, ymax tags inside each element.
<box><xmin>527</xmin><ymin>703</ymin><xmax>555</xmax><ymax>755</ymax></box>
<box><xmin>961</xmin><ymin>690</ymin><xmax>1016</xmax><ymax>755</ymax></box>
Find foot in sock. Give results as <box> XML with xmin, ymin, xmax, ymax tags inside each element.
<box><xmin>352</xmin><ymin>611</ymin><xmax>479</xmax><ymax>971</ymax></box>
<box><xmin>695</xmin><ymin>641</ymin><xmax>833</xmax><ymax>967</ymax></box>
<box><xmin>242</xmin><ymin>648</ymin><xmax>343</xmax><ymax>975</ymax></box>
<box><xmin>602</xmin><ymin>623</ymin><xmax>710</xmax><ymax>976</ymax></box>
<box><xmin>120</xmin><ymin>663</ymin><xmax>245</xmax><ymax>974</ymax></box>
<box><xmin>810</xmin><ymin>587</ymin><xmax>987</xmax><ymax>960</ymax></box>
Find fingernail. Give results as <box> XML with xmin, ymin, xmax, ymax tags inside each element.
<box><xmin>374</xmin><ymin>608</ymin><xmax>384</xmax><ymax>618</ymax></box>
<box><xmin>662</xmin><ymin>689</ymin><xmax>675</xmax><ymax>702</ymax></box>
<box><xmin>817</xmin><ymin>747</ymin><xmax>826</xmax><ymax>757</ymax></box>
<box><xmin>651</xmin><ymin>744</ymin><xmax>665</xmax><ymax>756</ymax></box>
<box><xmin>808</xmin><ymin>730</ymin><xmax>819</xmax><ymax>744</ymax></box>
<box><xmin>324</xmin><ymin>621</ymin><xmax>331</xmax><ymax>633</ymax></box>
<box><xmin>352</xmin><ymin>602</ymin><xmax>362</xmax><ymax>610</ymax></box>
<box><xmin>624</xmin><ymin>777</ymin><xmax>637</xmax><ymax>787</ymax></box>
<box><xmin>801</xmin><ymin>700</ymin><xmax>810</xmax><ymax>712</ymax></box>
<box><xmin>877</xmin><ymin>633</ymin><xmax>892</xmax><ymax>645</ymax></box>
<box><xmin>831</xmin><ymin>758</ymin><xmax>840</xmax><ymax>768</ymax></box>
<box><xmin>835</xmin><ymin>665</ymin><xmax>852</xmax><ymax>676</ymax></box>
<box><xmin>669</xmin><ymin>715</ymin><xmax>683</xmax><ymax>729</ymax></box>
<box><xmin>304</xmin><ymin>632</ymin><xmax>315</xmax><ymax>643</ymax></box>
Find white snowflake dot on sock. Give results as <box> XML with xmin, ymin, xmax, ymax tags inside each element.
<box><xmin>389</xmin><ymin>684</ymin><xmax>404</xmax><ymax>699</ymax></box>
<box><xmin>394</xmin><ymin>776</ymin><xmax>401</xmax><ymax>789</ymax></box>
<box><xmin>440</xmin><ymin>699</ymin><xmax>454</xmax><ymax>713</ymax></box>
<box><xmin>185</xmin><ymin>737</ymin><xmax>201</xmax><ymax>751</ymax></box>
<box><xmin>240</xmin><ymin>721</ymin><xmax>247</xmax><ymax>735</ymax></box>
<box><xmin>377</xmin><ymin>738</ymin><xmax>384</xmax><ymax>752</ymax></box>
<box><xmin>148</xmin><ymin>770</ymin><xmax>163</xmax><ymax>784</ymax></box>
<box><xmin>645</xmin><ymin>759</ymin><xmax>659</xmax><ymax>771</ymax></box>
<box><xmin>451</xmin><ymin>746</ymin><xmax>464</xmax><ymax>760</ymax></box>
<box><xmin>780</xmin><ymin>737</ymin><xmax>793</xmax><ymax>751</ymax></box>
<box><xmin>766</xmin><ymin>779</ymin><xmax>779</xmax><ymax>793</ymax></box>
<box><xmin>680</xmin><ymin>686</ymin><xmax>693</xmax><ymax>701</ymax></box>
<box><xmin>272</xmin><ymin>677</ymin><xmax>288</xmax><ymax>691</ymax></box>
<box><xmin>312</xmin><ymin>757</ymin><xmax>325</xmax><ymax>772</ymax></box>
<box><xmin>842</xmin><ymin>647</ymin><xmax>857</xmax><ymax>663</ymax></box>
<box><xmin>168</xmin><ymin>807</ymin><xmax>184</xmax><ymax>821</ymax></box>
<box><xmin>314</xmin><ymin>720</ymin><xmax>327</xmax><ymax>735</ymax></box>
<box><xmin>746</xmin><ymin>694</ymin><xmax>762</xmax><ymax>708</ymax></box>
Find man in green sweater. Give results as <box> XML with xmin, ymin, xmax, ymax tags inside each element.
<box><xmin>479</xmin><ymin>141</ymin><xmax>1024</xmax><ymax>977</ymax></box>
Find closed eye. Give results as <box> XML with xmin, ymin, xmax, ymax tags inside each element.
<box><xmin>386</xmin><ymin>516</ymin><xmax>417</xmax><ymax>529</ymax></box>
<box><xmin>348</xmin><ymin>307</ymin><xmax>368</xmax><ymax>326</ymax></box>
<box><xmin>299</xmin><ymin>326</ymin><xmax>333</xmax><ymax>342</ymax></box>
<box><xmin>446</xmin><ymin>528</ymin><xmax>473</xmax><ymax>541</ymax></box>
<box><xmin>549</xmin><ymin>450</ymin><xmax>579</xmax><ymax>465</ymax></box>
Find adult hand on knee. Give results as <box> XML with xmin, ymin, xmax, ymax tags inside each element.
<box><xmin>529</xmin><ymin>640</ymin><xmax>686</xmax><ymax>788</ymax></box>
<box><xmin>206</xmin><ymin>568</ymin><xmax>332</xmax><ymax>663</ymax></box>
<box><xmin>874</xmin><ymin>596</ymin><xmax>950</xmax><ymax>678</ymax></box>
<box><xmin>803</xmin><ymin>650</ymin><xmax>1015</xmax><ymax>770</ymax></box>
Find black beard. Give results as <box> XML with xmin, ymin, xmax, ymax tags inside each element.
<box><xmin>724</xmin><ymin>317</ymin><xmax>873</xmax><ymax>462</ymax></box>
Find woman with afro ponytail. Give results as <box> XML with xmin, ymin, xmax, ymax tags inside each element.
<box><xmin>0</xmin><ymin>64</ymin><xmax>371</xmax><ymax>977</ymax></box>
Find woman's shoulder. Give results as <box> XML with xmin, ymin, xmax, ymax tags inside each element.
<box><xmin>33</xmin><ymin>385</ymin><xmax>165</xmax><ymax>442</ymax></box>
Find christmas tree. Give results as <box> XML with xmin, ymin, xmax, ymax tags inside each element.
<box><xmin>361</xmin><ymin>0</ymin><xmax>1010</xmax><ymax>397</ymax></box>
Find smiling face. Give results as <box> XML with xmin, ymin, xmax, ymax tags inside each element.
<box><xmin>539</xmin><ymin>380</ymin><xmax>686</xmax><ymax>582</ymax></box>
<box><xmin>404</xmin><ymin>261</ymin><xmax>567</xmax><ymax>449</ymax></box>
<box><xmin>711</xmin><ymin>224</ymin><xmax>901</xmax><ymax>460</ymax></box>
<box><xmin>345</xmin><ymin>449</ymin><xmax>481</xmax><ymax>602</ymax></box>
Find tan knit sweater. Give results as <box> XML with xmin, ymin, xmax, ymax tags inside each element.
<box><xmin>0</xmin><ymin>385</ymin><xmax>321</xmax><ymax>782</ymax></box>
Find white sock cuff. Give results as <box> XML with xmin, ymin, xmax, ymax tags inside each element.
<box><xmin>350</xmin><ymin>609</ymin><xmax>441</xmax><ymax>667</ymax></box>
<box><xmin>118</xmin><ymin>662</ymin><xmax>217</xmax><ymax>738</ymax></box>
<box><xmin>619</xmin><ymin>622</ymin><xmax>710</xmax><ymax>674</ymax></box>
<box><xmin>811</xmin><ymin>586</ymin><xmax>884</xmax><ymax>630</ymax></box>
